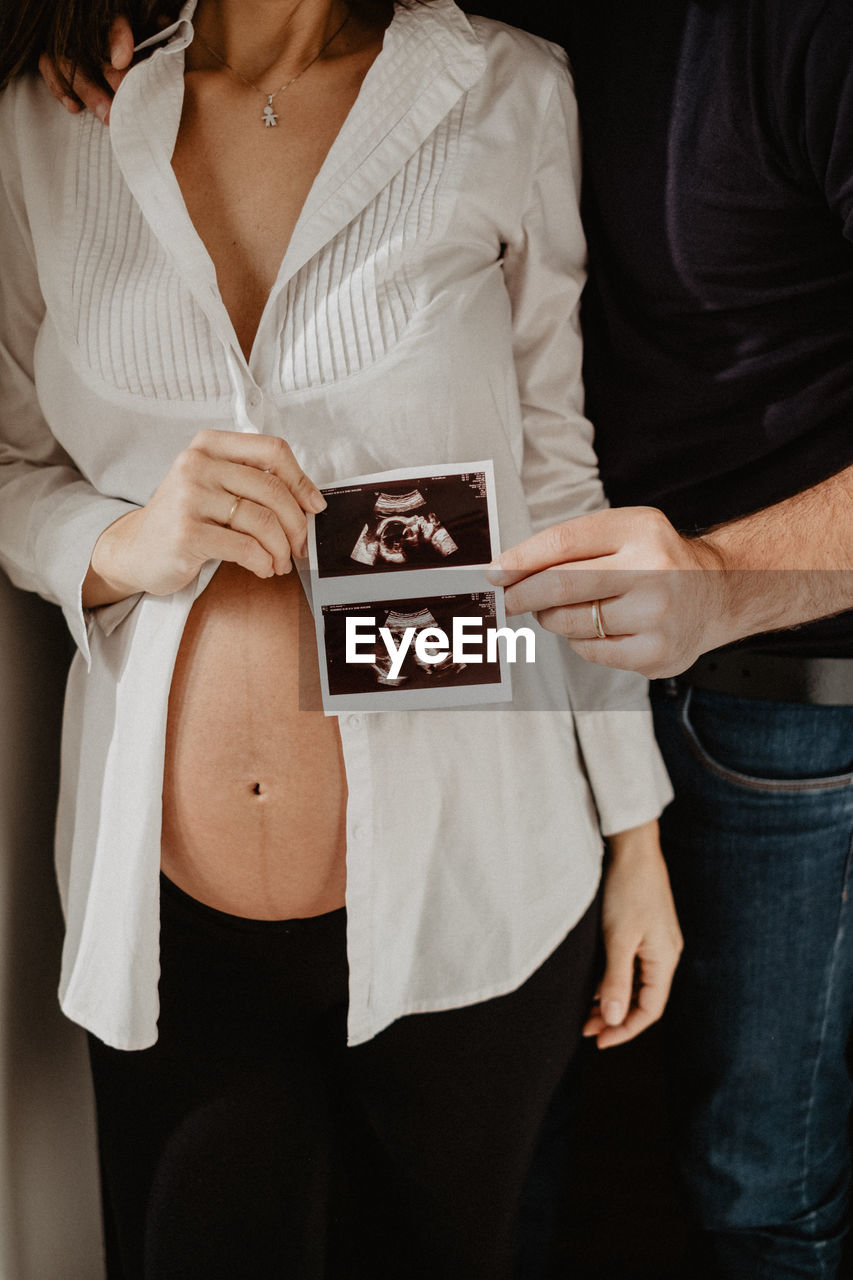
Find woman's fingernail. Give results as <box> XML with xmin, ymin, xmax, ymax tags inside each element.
<box><xmin>94</xmin><ymin>102</ymin><xmax>109</xmax><ymax>124</ymax></box>
<box><xmin>309</xmin><ymin>491</ymin><xmax>327</xmax><ymax>513</ymax></box>
<box><xmin>603</xmin><ymin>1000</ymin><xmax>623</xmax><ymax>1026</ymax></box>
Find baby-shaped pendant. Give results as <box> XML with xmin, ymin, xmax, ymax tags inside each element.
<box><xmin>262</xmin><ymin>96</ymin><xmax>278</xmax><ymax>127</ymax></box>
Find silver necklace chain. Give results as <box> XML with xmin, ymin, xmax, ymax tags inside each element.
<box><xmin>194</xmin><ymin>8</ymin><xmax>351</xmax><ymax>127</ymax></box>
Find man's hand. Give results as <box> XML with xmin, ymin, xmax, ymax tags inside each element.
<box><xmin>488</xmin><ymin>467</ymin><xmax>853</xmax><ymax>677</ymax></box>
<box><xmin>583</xmin><ymin>821</ymin><xmax>682</xmax><ymax>1050</ymax></box>
<box><xmin>38</xmin><ymin>15</ymin><xmax>135</xmax><ymax>123</ymax></box>
<box><xmin>488</xmin><ymin>506</ymin><xmax>729</xmax><ymax>678</ymax></box>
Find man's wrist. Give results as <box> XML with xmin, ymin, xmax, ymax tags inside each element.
<box><xmin>695</xmin><ymin>525</ymin><xmax>824</xmax><ymax>648</ymax></box>
<box><xmin>682</xmin><ymin>532</ymin><xmax>747</xmax><ymax>653</ymax></box>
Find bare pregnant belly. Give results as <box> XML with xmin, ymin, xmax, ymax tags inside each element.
<box><xmin>160</xmin><ymin>562</ymin><xmax>347</xmax><ymax>918</ymax></box>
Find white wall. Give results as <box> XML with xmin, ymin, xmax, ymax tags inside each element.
<box><xmin>0</xmin><ymin>571</ymin><xmax>104</xmax><ymax>1279</ymax></box>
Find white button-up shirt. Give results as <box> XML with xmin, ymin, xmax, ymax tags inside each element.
<box><xmin>0</xmin><ymin>0</ymin><xmax>671</xmax><ymax>1049</ymax></box>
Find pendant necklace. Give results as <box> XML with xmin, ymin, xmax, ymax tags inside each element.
<box><xmin>194</xmin><ymin>8</ymin><xmax>351</xmax><ymax>128</ymax></box>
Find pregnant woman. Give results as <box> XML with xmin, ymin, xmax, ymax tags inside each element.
<box><xmin>0</xmin><ymin>0</ymin><xmax>680</xmax><ymax>1275</ymax></box>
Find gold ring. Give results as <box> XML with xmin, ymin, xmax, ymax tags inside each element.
<box><xmin>591</xmin><ymin>599</ymin><xmax>608</xmax><ymax>640</ymax></box>
<box><xmin>226</xmin><ymin>496</ymin><xmax>242</xmax><ymax>527</ymax></box>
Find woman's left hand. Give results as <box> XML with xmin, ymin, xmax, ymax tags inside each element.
<box><xmin>583</xmin><ymin>820</ymin><xmax>683</xmax><ymax>1049</ymax></box>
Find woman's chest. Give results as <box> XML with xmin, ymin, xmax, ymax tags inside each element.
<box><xmin>170</xmin><ymin>66</ymin><xmax>377</xmax><ymax>360</ymax></box>
<box><xmin>49</xmin><ymin>102</ymin><xmax>503</xmax><ymax>404</ymax></box>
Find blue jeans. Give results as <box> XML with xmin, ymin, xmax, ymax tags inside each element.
<box><xmin>652</xmin><ymin>680</ymin><xmax>853</xmax><ymax>1279</ymax></box>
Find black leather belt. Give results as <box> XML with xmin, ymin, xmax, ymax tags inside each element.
<box><xmin>673</xmin><ymin>650</ymin><xmax>853</xmax><ymax>706</ymax></box>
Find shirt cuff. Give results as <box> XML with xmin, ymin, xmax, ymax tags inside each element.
<box><xmin>574</xmin><ymin>707</ymin><xmax>674</xmax><ymax>836</ymax></box>
<box><xmin>47</xmin><ymin>499</ymin><xmax>140</xmax><ymax>666</ymax></box>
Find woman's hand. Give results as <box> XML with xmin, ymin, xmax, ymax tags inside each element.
<box><xmin>83</xmin><ymin>430</ymin><xmax>326</xmax><ymax>607</ymax></box>
<box><xmin>583</xmin><ymin>820</ymin><xmax>682</xmax><ymax>1049</ymax></box>
<box><xmin>38</xmin><ymin>15</ymin><xmax>136</xmax><ymax>124</ymax></box>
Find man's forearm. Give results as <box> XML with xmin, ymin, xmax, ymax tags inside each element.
<box><xmin>704</xmin><ymin>463</ymin><xmax>853</xmax><ymax>648</ymax></box>
<box><xmin>495</xmin><ymin>463</ymin><xmax>853</xmax><ymax>677</ymax></box>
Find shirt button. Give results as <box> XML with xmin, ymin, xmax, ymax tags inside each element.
<box><xmin>247</xmin><ymin>388</ymin><xmax>262</xmax><ymax>408</ymax></box>
<box><xmin>346</xmin><ymin>714</ymin><xmax>362</xmax><ymax>729</ymax></box>
<box><xmin>351</xmin><ymin>823</ymin><xmax>365</xmax><ymax>842</ymax></box>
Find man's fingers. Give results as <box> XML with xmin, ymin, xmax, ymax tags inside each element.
<box><xmin>507</xmin><ymin>582</ymin><xmax>660</xmax><ymax>635</ymax></box>
<box><xmin>68</xmin><ymin>13</ymin><xmax>134</xmax><ymax>124</ymax></box>
<box><xmin>38</xmin><ymin>53</ymin><xmax>81</xmax><ymax>111</ymax></box>
<box><xmin>69</xmin><ymin>72</ymin><xmax>114</xmax><ymax>123</ymax></box>
<box><xmin>39</xmin><ymin>52</ymin><xmax>115</xmax><ymax>123</ymax></box>
<box><xmin>489</xmin><ymin>506</ymin><xmax>687</xmax><ymax>591</ymax></box>
<box><xmin>41</xmin><ymin>15</ymin><xmax>134</xmax><ymax>125</ymax></box>
<box><xmin>531</xmin><ymin>605</ymin><xmax>681</xmax><ymax>678</ymax></box>
<box><xmin>37</xmin><ymin>52</ymin><xmax>67</xmax><ymax>102</ymax></box>
<box><xmin>109</xmin><ymin>15</ymin><xmax>135</xmax><ymax>70</ymax></box>
<box><xmin>503</xmin><ymin>567</ymin><xmax>673</xmax><ymax>626</ymax></box>
<box><xmin>104</xmin><ymin>67</ymin><xmax>128</xmax><ymax>94</ymax></box>
<box><xmin>502</xmin><ymin>565</ymin><xmax>621</xmax><ymax>618</ymax></box>
<box><xmin>487</xmin><ymin>510</ymin><xmax>627</xmax><ymax>586</ymax></box>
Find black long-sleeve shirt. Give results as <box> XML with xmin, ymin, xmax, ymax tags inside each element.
<box><xmin>477</xmin><ymin>0</ymin><xmax>853</xmax><ymax>655</ymax></box>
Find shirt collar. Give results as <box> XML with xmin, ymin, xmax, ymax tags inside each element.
<box><xmin>132</xmin><ymin>0</ymin><xmax>482</xmax><ymax>65</ymax></box>
<box><xmin>133</xmin><ymin>0</ymin><xmax>197</xmax><ymax>55</ymax></box>
<box><xmin>111</xmin><ymin>0</ymin><xmax>486</xmax><ymax>375</ymax></box>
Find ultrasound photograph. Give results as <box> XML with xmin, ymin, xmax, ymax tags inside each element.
<box><xmin>314</xmin><ymin>472</ymin><xmax>494</xmax><ymax>579</ymax></box>
<box><xmin>308</xmin><ymin>461</ymin><xmax>507</xmax><ymax>712</ymax></box>
<box><xmin>322</xmin><ymin>593</ymin><xmax>504</xmax><ymax>699</ymax></box>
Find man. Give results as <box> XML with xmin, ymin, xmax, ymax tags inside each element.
<box><xmin>488</xmin><ymin>4</ymin><xmax>853</xmax><ymax>1276</ymax></box>
<box><xmin>39</xmin><ymin>2</ymin><xmax>853</xmax><ymax>1274</ymax></box>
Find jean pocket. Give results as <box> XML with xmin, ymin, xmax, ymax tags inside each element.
<box><xmin>678</xmin><ymin>687</ymin><xmax>853</xmax><ymax>794</ymax></box>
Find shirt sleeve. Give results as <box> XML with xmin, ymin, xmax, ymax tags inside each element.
<box><xmin>798</xmin><ymin>0</ymin><xmax>853</xmax><ymax>242</ymax></box>
<box><xmin>0</xmin><ymin>87</ymin><xmax>139</xmax><ymax>665</ymax></box>
<box><xmin>501</xmin><ymin>58</ymin><xmax>673</xmax><ymax>834</ymax></box>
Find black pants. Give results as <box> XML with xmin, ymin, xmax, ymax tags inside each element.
<box><xmin>88</xmin><ymin>875</ymin><xmax>598</xmax><ymax>1280</ymax></box>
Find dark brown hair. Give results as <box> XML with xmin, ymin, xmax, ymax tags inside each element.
<box><xmin>0</xmin><ymin>1</ymin><xmax>167</xmax><ymax>93</ymax></box>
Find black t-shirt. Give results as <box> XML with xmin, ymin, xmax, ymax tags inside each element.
<box><xmin>477</xmin><ymin>0</ymin><xmax>853</xmax><ymax>656</ymax></box>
